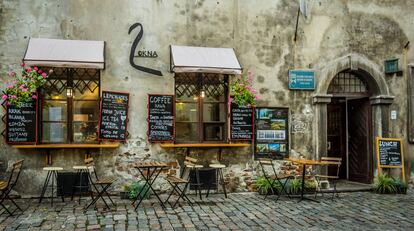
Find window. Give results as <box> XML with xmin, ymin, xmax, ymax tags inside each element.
<box><xmin>175</xmin><ymin>73</ymin><xmax>228</xmax><ymax>142</ymax></box>
<box><xmin>40</xmin><ymin>68</ymin><xmax>100</xmax><ymax>143</ymax></box>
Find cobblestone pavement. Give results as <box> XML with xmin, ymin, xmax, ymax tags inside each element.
<box><xmin>0</xmin><ymin>190</ymin><xmax>413</xmax><ymax>231</ymax></box>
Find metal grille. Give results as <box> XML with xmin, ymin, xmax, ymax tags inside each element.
<box><xmin>328</xmin><ymin>71</ymin><xmax>368</xmax><ymax>94</ymax></box>
<box><xmin>175</xmin><ymin>73</ymin><xmax>228</xmax><ymax>98</ymax></box>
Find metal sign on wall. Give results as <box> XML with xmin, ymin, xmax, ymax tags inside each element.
<box><xmin>288</xmin><ymin>70</ymin><xmax>315</xmax><ymax>90</ymax></box>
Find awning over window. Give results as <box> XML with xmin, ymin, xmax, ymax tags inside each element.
<box><xmin>23</xmin><ymin>38</ymin><xmax>105</xmax><ymax>69</ymax></box>
<box><xmin>170</xmin><ymin>45</ymin><xmax>242</xmax><ymax>75</ymax></box>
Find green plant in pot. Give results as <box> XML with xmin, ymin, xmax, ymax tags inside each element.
<box><xmin>393</xmin><ymin>178</ymin><xmax>407</xmax><ymax>194</ymax></box>
<box><xmin>288</xmin><ymin>178</ymin><xmax>302</xmax><ymax>195</ymax></box>
<box><xmin>374</xmin><ymin>174</ymin><xmax>397</xmax><ymax>194</ymax></box>
<box><xmin>255</xmin><ymin>176</ymin><xmax>281</xmax><ymax>195</ymax></box>
<box><xmin>125</xmin><ymin>181</ymin><xmax>152</xmax><ymax>200</ymax></box>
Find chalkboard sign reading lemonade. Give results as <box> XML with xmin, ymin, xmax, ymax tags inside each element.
<box><xmin>6</xmin><ymin>99</ymin><xmax>38</xmax><ymax>144</ymax></box>
<box><xmin>99</xmin><ymin>91</ymin><xmax>129</xmax><ymax>141</ymax></box>
<box><xmin>148</xmin><ymin>94</ymin><xmax>174</xmax><ymax>142</ymax></box>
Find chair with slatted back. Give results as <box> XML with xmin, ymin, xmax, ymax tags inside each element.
<box><xmin>164</xmin><ymin>161</ymin><xmax>192</xmax><ymax>208</ymax></box>
<box><xmin>83</xmin><ymin>158</ymin><xmax>116</xmax><ymax>210</ymax></box>
<box><xmin>258</xmin><ymin>158</ymin><xmax>294</xmax><ymax>201</ymax></box>
<box><xmin>314</xmin><ymin>157</ymin><xmax>342</xmax><ymax>200</ymax></box>
<box><xmin>0</xmin><ymin>160</ymin><xmax>24</xmax><ymax>216</ymax></box>
<box><xmin>183</xmin><ymin>156</ymin><xmax>203</xmax><ymax>200</ymax></box>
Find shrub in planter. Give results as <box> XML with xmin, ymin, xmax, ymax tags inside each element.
<box><xmin>392</xmin><ymin>178</ymin><xmax>407</xmax><ymax>194</ymax></box>
<box><xmin>124</xmin><ymin>181</ymin><xmax>152</xmax><ymax>200</ymax></box>
<box><xmin>255</xmin><ymin>176</ymin><xmax>281</xmax><ymax>195</ymax></box>
<box><xmin>374</xmin><ymin>174</ymin><xmax>397</xmax><ymax>194</ymax></box>
<box><xmin>287</xmin><ymin>178</ymin><xmax>317</xmax><ymax>194</ymax></box>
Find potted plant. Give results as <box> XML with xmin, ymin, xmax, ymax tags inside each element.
<box><xmin>229</xmin><ymin>71</ymin><xmax>261</xmax><ymax>106</ymax></box>
<box><xmin>374</xmin><ymin>174</ymin><xmax>397</xmax><ymax>194</ymax></box>
<box><xmin>1</xmin><ymin>64</ymin><xmax>51</xmax><ymax>107</ymax></box>
<box><xmin>393</xmin><ymin>178</ymin><xmax>407</xmax><ymax>194</ymax></box>
<box><xmin>255</xmin><ymin>176</ymin><xmax>281</xmax><ymax>195</ymax></box>
<box><xmin>287</xmin><ymin>178</ymin><xmax>317</xmax><ymax>195</ymax></box>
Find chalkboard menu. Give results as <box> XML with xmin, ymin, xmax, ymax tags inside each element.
<box><xmin>254</xmin><ymin>107</ymin><xmax>289</xmax><ymax>160</ymax></box>
<box><xmin>377</xmin><ymin>138</ymin><xmax>403</xmax><ymax>166</ymax></box>
<box><xmin>148</xmin><ymin>94</ymin><xmax>174</xmax><ymax>142</ymax></box>
<box><xmin>230</xmin><ymin>103</ymin><xmax>254</xmax><ymax>140</ymax></box>
<box><xmin>6</xmin><ymin>99</ymin><xmax>38</xmax><ymax>144</ymax></box>
<box><xmin>99</xmin><ymin>91</ymin><xmax>129</xmax><ymax>141</ymax></box>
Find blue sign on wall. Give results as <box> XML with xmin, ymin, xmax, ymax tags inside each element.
<box><xmin>288</xmin><ymin>70</ymin><xmax>315</xmax><ymax>90</ymax></box>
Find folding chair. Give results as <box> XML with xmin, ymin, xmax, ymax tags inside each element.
<box><xmin>83</xmin><ymin>158</ymin><xmax>116</xmax><ymax>211</ymax></box>
<box><xmin>0</xmin><ymin>160</ymin><xmax>24</xmax><ymax>216</ymax></box>
<box><xmin>258</xmin><ymin>158</ymin><xmax>293</xmax><ymax>201</ymax></box>
<box><xmin>183</xmin><ymin>156</ymin><xmax>203</xmax><ymax>200</ymax></box>
<box><xmin>164</xmin><ymin>162</ymin><xmax>192</xmax><ymax>208</ymax></box>
<box><xmin>314</xmin><ymin>157</ymin><xmax>342</xmax><ymax>200</ymax></box>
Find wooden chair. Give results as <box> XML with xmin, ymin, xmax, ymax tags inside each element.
<box><xmin>0</xmin><ymin>160</ymin><xmax>24</xmax><ymax>216</ymax></box>
<box><xmin>164</xmin><ymin>161</ymin><xmax>192</xmax><ymax>208</ymax></box>
<box><xmin>314</xmin><ymin>157</ymin><xmax>342</xmax><ymax>200</ymax></box>
<box><xmin>258</xmin><ymin>158</ymin><xmax>294</xmax><ymax>201</ymax></box>
<box><xmin>183</xmin><ymin>156</ymin><xmax>203</xmax><ymax>200</ymax></box>
<box><xmin>83</xmin><ymin>158</ymin><xmax>116</xmax><ymax>210</ymax></box>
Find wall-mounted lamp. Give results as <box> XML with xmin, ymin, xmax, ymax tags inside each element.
<box><xmin>200</xmin><ymin>90</ymin><xmax>205</xmax><ymax>98</ymax></box>
<box><xmin>66</xmin><ymin>87</ymin><xmax>73</xmax><ymax>98</ymax></box>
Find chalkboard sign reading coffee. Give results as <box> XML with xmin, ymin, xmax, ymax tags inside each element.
<box><xmin>99</xmin><ymin>91</ymin><xmax>129</xmax><ymax>141</ymax></box>
<box><xmin>6</xmin><ymin>99</ymin><xmax>38</xmax><ymax>144</ymax></box>
<box><xmin>230</xmin><ymin>103</ymin><xmax>254</xmax><ymax>140</ymax></box>
<box><xmin>148</xmin><ymin>94</ymin><xmax>174</xmax><ymax>142</ymax></box>
<box><xmin>375</xmin><ymin>137</ymin><xmax>405</xmax><ymax>182</ymax></box>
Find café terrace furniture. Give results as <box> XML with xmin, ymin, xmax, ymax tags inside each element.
<box><xmin>207</xmin><ymin>162</ymin><xmax>228</xmax><ymax>198</ymax></box>
<box><xmin>165</xmin><ymin>162</ymin><xmax>193</xmax><ymax>208</ymax></box>
<box><xmin>183</xmin><ymin>156</ymin><xmax>203</xmax><ymax>200</ymax></box>
<box><xmin>258</xmin><ymin>158</ymin><xmax>294</xmax><ymax>201</ymax></box>
<box><xmin>83</xmin><ymin>158</ymin><xmax>116</xmax><ymax>211</ymax></box>
<box><xmin>287</xmin><ymin>158</ymin><xmax>340</xmax><ymax>203</ymax></box>
<box><xmin>0</xmin><ymin>160</ymin><xmax>24</xmax><ymax>216</ymax></box>
<box><xmin>133</xmin><ymin>160</ymin><xmax>169</xmax><ymax>210</ymax></box>
<box><xmin>71</xmin><ymin>163</ymin><xmax>93</xmax><ymax>204</ymax></box>
<box><xmin>39</xmin><ymin>166</ymin><xmax>65</xmax><ymax>205</ymax></box>
<box><xmin>314</xmin><ymin>157</ymin><xmax>342</xmax><ymax>200</ymax></box>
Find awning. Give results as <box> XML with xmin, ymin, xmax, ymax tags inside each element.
<box><xmin>170</xmin><ymin>45</ymin><xmax>242</xmax><ymax>75</ymax></box>
<box><xmin>23</xmin><ymin>38</ymin><xmax>105</xmax><ymax>69</ymax></box>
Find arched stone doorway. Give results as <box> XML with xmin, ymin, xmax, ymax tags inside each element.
<box><xmin>313</xmin><ymin>54</ymin><xmax>394</xmax><ymax>184</ymax></box>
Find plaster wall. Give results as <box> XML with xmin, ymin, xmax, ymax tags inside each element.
<box><xmin>0</xmin><ymin>0</ymin><xmax>413</xmax><ymax>195</ymax></box>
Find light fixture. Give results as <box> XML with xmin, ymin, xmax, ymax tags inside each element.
<box><xmin>66</xmin><ymin>87</ymin><xmax>73</xmax><ymax>98</ymax></box>
<box><xmin>200</xmin><ymin>90</ymin><xmax>205</xmax><ymax>98</ymax></box>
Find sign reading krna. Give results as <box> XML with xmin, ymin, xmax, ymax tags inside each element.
<box><xmin>288</xmin><ymin>70</ymin><xmax>315</xmax><ymax>90</ymax></box>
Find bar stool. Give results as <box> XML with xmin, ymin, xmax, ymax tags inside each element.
<box><xmin>207</xmin><ymin>163</ymin><xmax>227</xmax><ymax>198</ymax></box>
<box><xmin>71</xmin><ymin>165</ymin><xmax>92</xmax><ymax>204</ymax></box>
<box><xmin>39</xmin><ymin>167</ymin><xmax>65</xmax><ymax>205</ymax></box>
<box><xmin>183</xmin><ymin>156</ymin><xmax>203</xmax><ymax>200</ymax></box>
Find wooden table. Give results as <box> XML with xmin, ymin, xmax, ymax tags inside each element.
<box><xmin>133</xmin><ymin>160</ymin><xmax>169</xmax><ymax>210</ymax></box>
<box><xmin>286</xmin><ymin>158</ymin><xmax>338</xmax><ymax>202</ymax></box>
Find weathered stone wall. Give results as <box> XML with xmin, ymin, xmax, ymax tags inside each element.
<box><xmin>0</xmin><ymin>0</ymin><xmax>414</xmax><ymax>196</ymax></box>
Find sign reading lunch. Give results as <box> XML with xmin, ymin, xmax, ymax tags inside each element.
<box><xmin>378</xmin><ymin>139</ymin><xmax>402</xmax><ymax>166</ymax></box>
<box><xmin>230</xmin><ymin>103</ymin><xmax>254</xmax><ymax>140</ymax></box>
<box><xmin>99</xmin><ymin>91</ymin><xmax>129</xmax><ymax>141</ymax></box>
<box><xmin>6</xmin><ymin>99</ymin><xmax>38</xmax><ymax>144</ymax></box>
<box><xmin>148</xmin><ymin>94</ymin><xmax>174</xmax><ymax>142</ymax></box>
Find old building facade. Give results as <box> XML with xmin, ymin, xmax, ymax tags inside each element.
<box><xmin>1</xmin><ymin>0</ymin><xmax>413</xmax><ymax>196</ymax></box>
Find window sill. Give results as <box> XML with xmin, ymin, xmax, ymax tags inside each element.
<box><xmin>159</xmin><ymin>143</ymin><xmax>251</xmax><ymax>148</ymax></box>
<box><xmin>11</xmin><ymin>143</ymin><xmax>120</xmax><ymax>149</ymax></box>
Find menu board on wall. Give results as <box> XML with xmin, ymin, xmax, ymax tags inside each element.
<box><xmin>254</xmin><ymin>107</ymin><xmax>289</xmax><ymax>159</ymax></box>
<box><xmin>6</xmin><ymin>99</ymin><xmax>38</xmax><ymax>144</ymax></box>
<box><xmin>230</xmin><ymin>103</ymin><xmax>254</xmax><ymax>140</ymax></box>
<box><xmin>99</xmin><ymin>91</ymin><xmax>129</xmax><ymax>141</ymax></box>
<box><xmin>377</xmin><ymin>138</ymin><xmax>403</xmax><ymax>166</ymax></box>
<box><xmin>147</xmin><ymin>94</ymin><xmax>175</xmax><ymax>142</ymax></box>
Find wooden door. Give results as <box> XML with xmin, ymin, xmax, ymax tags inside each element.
<box><xmin>347</xmin><ymin>98</ymin><xmax>372</xmax><ymax>183</ymax></box>
<box><xmin>327</xmin><ymin>102</ymin><xmax>346</xmax><ymax>178</ymax></box>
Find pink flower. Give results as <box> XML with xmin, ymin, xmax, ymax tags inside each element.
<box><xmin>20</xmin><ymin>63</ymin><xmax>25</xmax><ymax>68</ymax></box>
<box><xmin>255</xmin><ymin>95</ymin><xmax>262</xmax><ymax>100</ymax></box>
<box><xmin>11</xmin><ymin>95</ymin><xmax>17</xmax><ymax>99</ymax></box>
<box><xmin>7</xmin><ymin>85</ymin><xmax>14</xmax><ymax>89</ymax></box>
<box><xmin>38</xmin><ymin>69</ymin><xmax>43</xmax><ymax>74</ymax></box>
<box><xmin>12</xmin><ymin>80</ymin><xmax>16</xmax><ymax>84</ymax></box>
<box><xmin>26</xmin><ymin>67</ymin><xmax>32</xmax><ymax>73</ymax></box>
<box><xmin>2</xmin><ymin>95</ymin><xmax>8</xmax><ymax>100</ymax></box>
<box><xmin>22</xmin><ymin>88</ymin><xmax>28</xmax><ymax>92</ymax></box>
<box><xmin>32</xmin><ymin>94</ymin><xmax>38</xmax><ymax>99</ymax></box>
<box><xmin>19</xmin><ymin>84</ymin><xmax>26</xmax><ymax>89</ymax></box>
<box><xmin>34</xmin><ymin>67</ymin><xmax>38</xmax><ymax>71</ymax></box>
<box><xmin>6</xmin><ymin>102</ymin><xmax>11</xmax><ymax>106</ymax></box>
<box><xmin>42</xmin><ymin>72</ymin><xmax>47</xmax><ymax>78</ymax></box>
<box><xmin>7</xmin><ymin>71</ymin><xmax>16</xmax><ymax>77</ymax></box>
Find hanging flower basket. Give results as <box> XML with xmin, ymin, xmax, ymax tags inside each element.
<box><xmin>1</xmin><ymin>63</ymin><xmax>51</xmax><ymax>107</ymax></box>
<box><xmin>229</xmin><ymin>70</ymin><xmax>261</xmax><ymax>106</ymax></box>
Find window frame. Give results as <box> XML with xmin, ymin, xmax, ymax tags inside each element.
<box><xmin>39</xmin><ymin>68</ymin><xmax>101</xmax><ymax>144</ymax></box>
<box><xmin>175</xmin><ymin>73</ymin><xmax>229</xmax><ymax>143</ymax></box>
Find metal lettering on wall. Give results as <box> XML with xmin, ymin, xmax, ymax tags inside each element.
<box><xmin>128</xmin><ymin>22</ymin><xmax>163</xmax><ymax>76</ymax></box>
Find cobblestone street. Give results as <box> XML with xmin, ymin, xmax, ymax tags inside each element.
<box><xmin>0</xmin><ymin>191</ymin><xmax>413</xmax><ymax>231</ymax></box>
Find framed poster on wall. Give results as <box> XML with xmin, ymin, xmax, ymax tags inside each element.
<box><xmin>254</xmin><ymin>107</ymin><xmax>289</xmax><ymax>159</ymax></box>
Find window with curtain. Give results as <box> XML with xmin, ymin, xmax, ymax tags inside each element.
<box><xmin>40</xmin><ymin>68</ymin><xmax>100</xmax><ymax>143</ymax></box>
<box><xmin>175</xmin><ymin>73</ymin><xmax>228</xmax><ymax>142</ymax></box>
